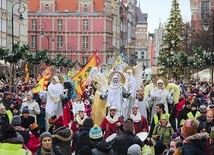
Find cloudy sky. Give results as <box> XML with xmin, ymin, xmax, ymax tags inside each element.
<box><xmin>138</xmin><ymin>0</ymin><xmax>191</xmax><ymax>33</ymax></box>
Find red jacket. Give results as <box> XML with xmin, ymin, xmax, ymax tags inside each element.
<box><xmin>26</xmin><ymin>134</ymin><xmax>40</xmax><ymax>155</ymax></box>
<box><xmin>133</xmin><ymin>115</ymin><xmax>149</xmax><ymax>134</ymax></box>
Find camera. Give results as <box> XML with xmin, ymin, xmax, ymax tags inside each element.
<box><xmin>158</xmin><ymin>134</ymin><xmax>162</xmax><ymax>140</ymax></box>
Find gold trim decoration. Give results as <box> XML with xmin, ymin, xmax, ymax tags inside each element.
<box><xmin>48</xmin><ymin>93</ymin><xmax>62</xmax><ymax>103</ymax></box>
<box><xmin>98</xmin><ymin>63</ymin><xmax>110</xmax><ymax>73</ymax></box>
<box><xmin>123</xmin><ymin>66</ymin><xmax>136</xmax><ymax>75</ymax></box>
<box><xmin>108</xmin><ymin>71</ymin><xmax>125</xmax><ymax>85</ymax></box>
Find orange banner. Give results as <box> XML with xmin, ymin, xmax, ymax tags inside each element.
<box><xmin>72</xmin><ymin>51</ymin><xmax>99</xmax><ymax>95</ymax></box>
<box><xmin>24</xmin><ymin>62</ymin><xmax>29</xmax><ymax>83</ymax></box>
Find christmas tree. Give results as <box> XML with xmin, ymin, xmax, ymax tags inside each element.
<box><xmin>158</xmin><ymin>0</ymin><xmax>184</xmax><ymax>78</ymax></box>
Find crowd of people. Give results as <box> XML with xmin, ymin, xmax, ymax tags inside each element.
<box><xmin>0</xmin><ymin>63</ymin><xmax>214</xmax><ymax>155</ymax></box>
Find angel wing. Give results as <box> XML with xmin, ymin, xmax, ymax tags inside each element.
<box><xmin>144</xmin><ymin>83</ymin><xmax>154</xmax><ymax>98</ymax></box>
<box><xmin>87</xmin><ymin>67</ymin><xmax>98</xmax><ymax>81</ymax></box>
<box><xmin>133</xmin><ymin>63</ymin><xmax>144</xmax><ymax>89</ymax></box>
<box><xmin>166</xmin><ymin>83</ymin><xmax>180</xmax><ymax>104</ymax></box>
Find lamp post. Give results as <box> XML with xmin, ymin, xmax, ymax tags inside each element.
<box><xmin>35</xmin><ymin>21</ymin><xmax>46</xmax><ymax>51</ymax></box>
<box><xmin>202</xmin><ymin>10</ymin><xmax>214</xmax><ymax>86</ymax></box>
<box><xmin>11</xmin><ymin>2</ymin><xmax>25</xmax><ymax>92</ymax></box>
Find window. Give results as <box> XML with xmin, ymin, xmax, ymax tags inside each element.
<box><xmin>31</xmin><ymin>35</ymin><xmax>36</xmax><ymax>48</ymax></box>
<box><xmin>45</xmin><ymin>4</ymin><xmax>49</xmax><ymax>12</ymax></box>
<box><xmin>83</xmin><ymin>19</ymin><xmax>88</xmax><ymax>30</ymax></box>
<box><xmin>83</xmin><ymin>56</ymin><xmax>88</xmax><ymax>65</ymax></box>
<box><xmin>84</xmin><ymin>5</ymin><xmax>88</xmax><ymax>12</ymax></box>
<box><xmin>2</xmin><ymin>20</ymin><xmax>6</xmax><ymax>32</ymax></box>
<box><xmin>83</xmin><ymin>36</ymin><xmax>88</xmax><ymax>49</ymax></box>
<box><xmin>57</xmin><ymin>36</ymin><xmax>63</xmax><ymax>48</ymax></box>
<box><xmin>57</xmin><ymin>19</ymin><xmax>62</xmax><ymax>30</ymax></box>
<box><xmin>201</xmin><ymin>1</ymin><xmax>210</xmax><ymax>19</ymax></box>
<box><xmin>32</xmin><ymin>19</ymin><xmax>36</xmax><ymax>30</ymax></box>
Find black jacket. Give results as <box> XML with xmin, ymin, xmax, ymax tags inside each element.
<box><xmin>112</xmin><ymin>131</ymin><xmax>143</xmax><ymax>155</ymax></box>
<box><xmin>92</xmin><ymin>139</ymin><xmax>114</xmax><ymax>155</ymax></box>
<box><xmin>73</xmin><ymin>126</ymin><xmax>93</xmax><ymax>155</ymax></box>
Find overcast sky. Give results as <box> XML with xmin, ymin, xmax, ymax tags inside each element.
<box><xmin>138</xmin><ymin>0</ymin><xmax>191</xmax><ymax>33</ymax></box>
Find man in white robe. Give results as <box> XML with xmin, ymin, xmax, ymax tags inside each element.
<box><xmin>46</xmin><ymin>76</ymin><xmax>64</xmax><ymax>130</ymax></box>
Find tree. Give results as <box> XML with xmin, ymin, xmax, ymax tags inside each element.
<box><xmin>158</xmin><ymin>0</ymin><xmax>184</xmax><ymax>78</ymax></box>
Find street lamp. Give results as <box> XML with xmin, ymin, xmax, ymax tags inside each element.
<box><xmin>35</xmin><ymin>21</ymin><xmax>46</xmax><ymax>51</ymax></box>
<box><xmin>11</xmin><ymin>2</ymin><xmax>25</xmax><ymax>92</ymax></box>
<box><xmin>40</xmin><ymin>32</ymin><xmax>54</xmax><ymax>50</ymax></box>
<box><xmin>202</xmin><ymin>10</ymin><xmax>214</xmax><ymax>86</ymax></box>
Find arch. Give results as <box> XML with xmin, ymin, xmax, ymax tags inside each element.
<box><xmin>45</xmin><ymin>4</ymin><xmax>49</xmax><ymax>12</ymax></box>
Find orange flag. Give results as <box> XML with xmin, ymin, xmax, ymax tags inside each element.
<box><xmin>72</xmin><ymin>51</ymin><xmax>99</xmax><ymax>95</ymax></box>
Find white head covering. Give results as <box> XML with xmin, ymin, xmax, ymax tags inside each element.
<box><xmin>157</xmin><ymin>79</ymin><xmax>164</xmax><ymax>84</ymax></box>
<box><xmin>52</xmin><ymin>76</ymin><xmax>60</xmax><ymax>83</ymax></box>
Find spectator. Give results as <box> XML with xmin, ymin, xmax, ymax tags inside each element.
<box><xmin>34</xmin><ymin>131</ymin><xmax>63</xmax><ymax>155</ymax></box>
<box><xmin>73</xmin><ymin>118</ymin><xmax>94</xmax><ymax>155</ymax></box>
<box><xmin>21</xmin><ymin>92</ymin><xmax>40</xmax><ymax>122</ymax></box>
<box><xmin>11</xmin><ymin>115</ymin><xmax>30</xmax><ymax>145</ymax></box>
<box><xmin>21</xmin><ymin>106</ymin><xmax>35</xmax><ymax>129</ymax></box>
<box><xmin>112</xmin><ymin>118</ymin><xmax>143</xmax><ymax>155</ymax></box>
<box><xmin>0</xmin><ymin>103</ymin><xmax>9</xmax><ymax>135</ymax></box>
<box><xmin>89</xmin><ymin>124</ymin><xmax>114</xmax><ymax>155</ymax></box>
<box><xmin>0</xmin><ymin>124</ymin><xmax>30</xmax><ymax>155</ymax></box>
<box><xmin>52</xmin><ymin>115</ymin><xmax>72</xmax><ymax>155</ymax></box>
<box><xmin>127</xmin><ymin>144</ymin><xmax>141</xmax><ymax>155</ymax></box>
<box><xmin>48</xmin><ymin>115</ymin><xmax>57</xmax><ymax>134</ymax></box>
<box><xmin>27</xmin><ymin>123</ymin><xmax>40</xmax><ymax>155</ymax></box>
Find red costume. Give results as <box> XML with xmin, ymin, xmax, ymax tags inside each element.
<box><xmin>133</xmin><ymin>115</ymin><xmax>148</xmax><ymax>134</ymax></box>
<box><xmin>100</xmin><ymin>116</ymin><xmax>123</xmax><ymax>139</ymax></box>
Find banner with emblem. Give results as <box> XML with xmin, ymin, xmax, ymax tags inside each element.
<box><xmin>113</xmin><ymin>53</ymin><xmax>125</xmax><ymax>71</ymax></box>
<box><xmin>32</xmin><ymin>66</ymin><xmax>52</xmax><ymax>94</ymax></box>
<box><xmin>72</xmin><ymin>51</ymin><xmax>99</xmax><ymax>95</ymax></box>
<box><xmin>24</xmin><ymin>62</ymin><xmax>29</xmax><ymax>83</ymax></box>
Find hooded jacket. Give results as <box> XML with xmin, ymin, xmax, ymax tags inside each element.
<box><xmin>182</xmin><ymin>132</ymin><xmax>210</xmax><ymax>155</ymax></box>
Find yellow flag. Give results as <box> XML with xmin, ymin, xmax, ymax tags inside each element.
<box><xmin>72</xmin><ymin>51</ymin><xmax>98</xmax><ymax>95</ymax></box>
<box><xmin>24</xmin><ymin>63</ymin><xmax>29</xmax><ymax>83</ymax></box>
<box><xmin>113</xmin><ymin>53</ymin><xmax>124</xmax><ymax>71</ymax></box>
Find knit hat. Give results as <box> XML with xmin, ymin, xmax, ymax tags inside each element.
<box><xmin>11</xmin><ymin>115</ymin><xmax>21</xmax><ymax>126</ymax></box>
<box><xmin>54</xmin><ymin>115</ymin><xmax>64</xmax><ymax>126</ymax></box>
<box><xmin>22</xmin><ymin>106</ymin><xmax>29</xmax><ymax>114</ymax></box>
<box><xmin>0</xmin><ymin>103</ymin><xmax>5</xmax><ymax>109</ymax></box>
<box><xmin>2</xmin><ymin>124</ymin><xmax>17</xmax><ymax>140</ymax></box>
<box><xmin>29</xmin><ymin>123</ymin><xmax>39</xmax><ymax>131</ymax></box>
<box><xmin>181</xmin><ymin>118</ymin><xmax>199</xmax><ymax>138</ymax></box>
<box><xmin>48</xmin><ymin>115</ymin><xmax>57</xmax><ymax>124</ymax></box>
<box><xmin>199</xmin><ymin>105</ymin><xmax>207</xmax><ymax>113</ymax></box>
<box><xmin>27</xmin><ymin>92</ymin><xmax>33</xmax><ymax>97</ymax></box>
<box><xmin>83</xmin><ymin>118</ymin><xmax>94</xmax><ymax>128</ymax></box>
<box><xmin>127</xmin><ymin>144</ymin><xmax>141</xmax><ymax>155</ymax></box>
<box><xmin>89</xmin><ymin>124</ymin><xmax>103</xmax><ymax>142</ymax></box>
<box><xmin>40</xmin><ymin>131</ymin><xmax>52</xmax><ymax>142</ymax></box>
<box><xmin>3</xmin><ymin>91</ymin><xmax>11</xmax><ymax>96</ymax></box>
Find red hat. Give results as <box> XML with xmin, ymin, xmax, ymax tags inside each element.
<box><xmin>55</xmin><ymin>115</ymin><xmax>64</xmax><ymax>126</ymax></box>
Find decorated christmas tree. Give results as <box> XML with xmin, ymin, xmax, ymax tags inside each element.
<box><xmin>158</xmin><ymin>0</ymin><xmax>184</xmax><ymax>78</ymax></box>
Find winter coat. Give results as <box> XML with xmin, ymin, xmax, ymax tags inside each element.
<box><xmin>26</xmin><ymin>134</ymin><xmax>40</xmax><ymax>155</ymax></box>
<box><xmin>181</xmin><ymin>132</ymin><xmax>210</xmax><ymax>155</ymax></box>
<box><xmin>21</xmin><ymin>115</ymin><xmax>35</xmax><ymax>129</ymax></box>
<box><xmin>92</xmin><ymin>139</ymin><xmax>114</xmax><ymax>155</ymax></box>
<box><xmin>34</xmin><ymin>145</ymin><xmax>64</xmax><ymax>155</ymax></box>
<box><xmin>0</xmin><ymin>137</ymin><xmax>31</xmax><ymax>155</ymax></box>
<box><xmin>152</xmin><ymin>123</ymin><xmax>174</xmax><ymax>147</ymax></box>
<box><xmin>14</xmin><ymin>126</ymin><xmax>30</xmax><ymax>144</ymax></box>
<box><xmin>0</xmin><ymin>113</ymin><xmax>9</xmax><ymax>134</ymax></box>
<box><xmin>36</xmin><ymin>105</ymin><xmax>46</xmax><ymax>133</ymax></box>
<box><xmin>73</xmin><ymin>126</ymin><xmax>93</xmax><ymax>155</ymax></box>
<box><xmin>112</xmin><ymin>131</ymin><xmax>144</xmax><ymax>155</ymax></box>
<box><xmin>2</xmin><ymin>98</ymin><xmax>12</xmax><ymax>110</ymax></box>
<box><xmin>177</xmin><ymin>107</ymin><xmax>191</xmax><ymax>127</ymax></box>
<box><xmin>52</xmin><ymin>126</ymin><xmax>73</xmax><ymax>155</ymax></box>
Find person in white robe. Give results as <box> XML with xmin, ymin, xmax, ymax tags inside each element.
<box><xmin>106</xmin><ymin>72</ymin><xmax>125</xmax><ymax>117</ymax></box>
<box><xmin>122</xmin><ymin>67</ymin><xmax>138</xmax><ymax>120</ymax></box>
<box><xmin>46</xmin><ymin>76</ymin><xmax>64</xmax><ymax>130</ymax></box>
<box><xmin>150</xmin><ymin>78</ymin><xmax>170</xmax><ymax>119</ymax></box>
<box><xmin>135</xmin><ymin>88</ymin><xmax>147</xmax><ymax>119</ymax></box>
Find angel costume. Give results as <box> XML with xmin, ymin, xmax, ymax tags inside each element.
<box><xmin>123</xmin><ymin>68</ymin><xmax>138</xmax><ymax>120</ymax></box>
<box><xmin>46</xmin><ymin>76</ymin><xmax>64</xmax><ymax>129</ymax></box>
<box><xmin>150</xmin><ymin>79</ymin><xmax>169</xmax><ymax>118</ymax></box>
<box><xmin>91</xmin><ymin>73</ymin><xmax>108</xmax><ymax>126</ymax></box>
<box><xmin>106</xmin><ymin>72</ymin><xmax>124</xmax><ymax>117</ymax></box>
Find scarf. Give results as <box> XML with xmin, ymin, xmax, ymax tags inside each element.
<box><xmin>106</xmin><ymin>114</ymin><xmax>118</xmax><ymax>124</ymax></box>
<box><xmin>130</xmin><ymin>109</ymin><xmax>141</xmax><ymax>122</ymax></box>
<box><xmin>41</xmin><ymin>147</ymin><xmax>55</xmax><ymax>155</ymax></box>
<box><xmin>75</xmin><ymin>114</ymin><xmax>87</xmax><ymax>125</ymax></box>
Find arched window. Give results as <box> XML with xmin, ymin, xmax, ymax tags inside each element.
<box><xmin>84</xmin><ymin>5</ymin><xmax>88</xmax><ymax>12</ymax></box>
<box><xmin>45</xmin><ymin>4</ymin><xmax>49</xmax><ymax>12</ymax></box>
